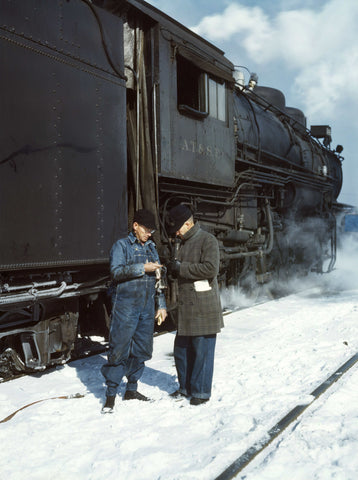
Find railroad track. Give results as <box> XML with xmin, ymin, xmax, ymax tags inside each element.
<box><xmin>214</xmin><ymin>352</ymin><xmax>358</xmax><ymax>480</ymax></box>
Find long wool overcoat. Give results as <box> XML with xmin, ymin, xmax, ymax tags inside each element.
<box><xmin>176</xmin><ymin>222</ymin><xmax>224</xmax><ymax>336</ymax></box>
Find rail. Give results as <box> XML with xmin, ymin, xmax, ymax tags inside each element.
<box><xmin>214</xmin><ymin>352</ymin><xmax>358</xmax><ymax>480</ymax></box>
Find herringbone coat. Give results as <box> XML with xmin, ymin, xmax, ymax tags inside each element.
<box><xmin>176</xmin><ymin>223</ymin><xmax>224</xmax><ymax>336</ymax></box>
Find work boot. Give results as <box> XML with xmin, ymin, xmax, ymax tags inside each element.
<box><xmin>190</xmin><ymin>397</ymin><xmax>209</xmax><ymax>406</ymax></box>
<box><xmin>123</xmin><ymin>390</ymin><xmax>150</xmax><ymax>401</ymax></box>
<box><xmin>169</xmin><ymin>390</ymin><xmax>188</xmax><ymax>398</ymax></box>
<box><xmin>101</xmin><ymin>395</ymin><xmax>115</xmax><ymax>413</ymax></box>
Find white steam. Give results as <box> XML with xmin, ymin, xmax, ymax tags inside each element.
<box><xmin>220</xmin><ymin>229</ymin><xmax>358</xmax><ymax>311</ymax></box>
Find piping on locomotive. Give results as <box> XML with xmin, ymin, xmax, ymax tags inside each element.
<box><xmin>0</xmin><ymin>0</ymin><xmax>344</xmax><ymax>377</ymax></box>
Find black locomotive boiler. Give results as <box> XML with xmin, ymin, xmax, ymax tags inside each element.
<box><xmin>0</xmin><ymin>0</ymin><xmax>343</xmax><ymax>377</ymax></box>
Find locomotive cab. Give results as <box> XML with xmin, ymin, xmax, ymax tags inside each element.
<box><xmin>117</xmin><ymin>0</ymin><xmax>236</xmax><ymax>216</ymax></box>
<box><xmin>158</xmin><ymin>42</ymin><xmax>235</xmax><ymax>188</ymax></box>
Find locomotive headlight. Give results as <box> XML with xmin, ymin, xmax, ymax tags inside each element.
<box><xmin>322</xmin><ymin>165</ymin><xmax>328</xmax><ymax>176</ymax></box>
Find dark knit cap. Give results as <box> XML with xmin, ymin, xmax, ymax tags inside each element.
<box><xmin>133</xmin><ymin>209</ymin><xmax>156</xmax><ymax>230</ymax></box>
<box><xmin>167</xmin><ymin>205</ymin><xmax>193</xmax><ymax>234</ymax></box>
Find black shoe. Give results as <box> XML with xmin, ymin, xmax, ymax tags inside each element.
<box><xmin>190</xmin><ymin>397</ymin><xmax>209</xmax><ymax>406</ymax></box>
<box><xmin>123</xmin><ymin>390</ymin><xmax>150</xmax><ymax>401</ymax></box>
<box><xmin>101</xmin><ymin>395</ymin><xmax>115</xmax><ymax>413</ymax></box>
<box><xmin>169</xmin><ymin>390</ymin><xmax>188</xmax><ymax>398</ymax></box>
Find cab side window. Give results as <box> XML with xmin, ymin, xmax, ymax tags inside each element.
<box><xmin>208</xmin><ymin>77</ymin><xmax>226</xmax><ymax>121</ymax></box>
<box><xmin>177</xmin><ymin>54</ymin><xmax>226</xmax><ymax>122</ymax></box>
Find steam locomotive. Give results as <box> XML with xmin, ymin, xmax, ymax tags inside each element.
<box><xmin>0</xmin><ymin>0</ymin><xmax>343</xmax><ymax>377</ymax></box>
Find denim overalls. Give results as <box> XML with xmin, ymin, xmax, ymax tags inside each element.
<box><xmin>101</xmin><ymin>232</ymin><xmax>166</xmax><ymax>396</ymax></box>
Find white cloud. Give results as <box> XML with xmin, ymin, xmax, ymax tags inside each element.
<box><xmin>191</xmin><ymin>4</ymin><xmax>271</xmax><ymax>43</ymax></box>
<box><xmin>294</xmin><ymin>47</ymin><xmax>358</xmax><ymax>119</ymax></box>
<box><xmin>192</xmin><ymin>0</ymin><xmax>358</xmax><ymax>120</ymax></box>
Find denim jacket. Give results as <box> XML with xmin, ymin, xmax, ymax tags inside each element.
<box><xmin>109</xmin><ymin>232</ymin><xmax>166</xmax><ymax>310</ymax></box>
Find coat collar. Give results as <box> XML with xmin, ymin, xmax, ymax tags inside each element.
<box><xmin>182</xmin><ymin>222</ymin><xmax>200</xmax><ymax>242</ymax></box>
<box><xmin>128</xmin><ymin>231</ymin><xmax>155</xmax><ymax>247</ymax></box>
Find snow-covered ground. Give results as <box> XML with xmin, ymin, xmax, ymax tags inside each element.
<box><xmin>1</xmin><ymin>236</ymin><xmax>358</xmax><ymax>480</ymax></box>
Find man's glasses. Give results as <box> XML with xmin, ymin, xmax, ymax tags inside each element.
<box><xmin>139</xmin><ymin>224</ymin><xmax>156</xmax><ymax>235</ymax></box>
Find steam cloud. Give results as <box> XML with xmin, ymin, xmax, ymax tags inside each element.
<box><xmin>220</xmin><ymin>221</ymin><xmax>358</xmax><ymax>310</ymax></box>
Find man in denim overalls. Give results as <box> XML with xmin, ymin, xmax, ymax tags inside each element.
<box><xmin>101</xmin><ymin>209</ymin><xmax>167</xmax><ymax>413</ymax></box>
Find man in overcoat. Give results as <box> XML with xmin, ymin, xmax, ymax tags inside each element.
<box><xmin>167</xmin><ymin>205</ymin><xmax>223</xmax><ymax>405</ymax></box>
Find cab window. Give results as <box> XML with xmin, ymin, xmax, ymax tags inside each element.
<box><xmin>177</xmin><ymin>54</ymin><xmax>226</xmax><ymax>122</ymax></box>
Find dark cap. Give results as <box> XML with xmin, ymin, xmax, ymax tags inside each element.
<box><xmin>133</xmin><ymin>209</ymin><xmax>156</xmax><ymax>230</ymax></box>
<box><xmin>167</xmin><ymin>205</ymin><xmax>193</xmax><ymax>234</ymax></box>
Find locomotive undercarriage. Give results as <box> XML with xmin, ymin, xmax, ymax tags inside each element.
<box><xmin>0</xmin><ymin>268</ymin><xmax>110</xmax><ymax>378</ymax></box>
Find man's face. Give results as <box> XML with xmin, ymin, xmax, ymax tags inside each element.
<box><xmin>176</xmin><ymin>221</ymin><xmax>191</xmax><ymax>238</ymax></box>
<box><xmin>133</xmin><ymin>222</ymin><xmax>154</xmax><ymax>244</ymax></box>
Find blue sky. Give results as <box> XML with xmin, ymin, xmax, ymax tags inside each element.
<box><xmin>146</xmin><ymin>0</ymin><xmax>358</xmax><ymax>207</ymax></box>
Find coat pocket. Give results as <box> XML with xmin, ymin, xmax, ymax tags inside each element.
<box><xmin>194</xmin><ymin>289</ymin><xmax>218</xmax><ymax>317</ymax></box>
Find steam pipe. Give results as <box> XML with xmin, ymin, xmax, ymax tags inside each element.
<box><xmin>263</xmin><ymin>199</ymin><xmax>274</xmax><ymax>254</ymax></box>
<box><xmin>0</xmin><ymin>282</ymin><xmax>69</xmax><ymax>305</ymax></box>
<box><xmin>2</xmin><ymin>280</ymin><xmax>57</xmax><ymax>293</ymax></box>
